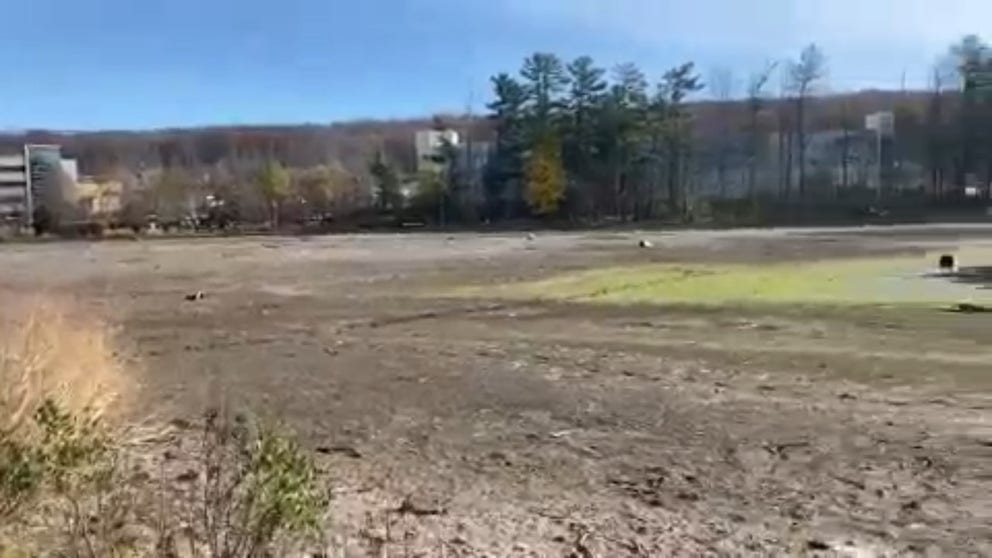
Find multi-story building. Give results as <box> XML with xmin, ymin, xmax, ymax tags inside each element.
<box><xmin>74</xmin><ymin>177</ymin><xmax>123</xmax><ymax>217</ymax></box>
<box><xmin>0</xmin><ymin>150</ymin><xmax>30</xmax><ymax>222</ymax></box>
<box><xmin>0</xmin><ymin>144</ymin><xmax>77</xmax><ymax>228</ymax></box>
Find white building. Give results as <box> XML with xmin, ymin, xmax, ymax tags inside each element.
<box><xmin>410</xmin><ymin>130</ymin><xmax>495</xmax><ymax>208</ymax></box>
<box><xmin>415</xmin><ymin>129</ymin><xmax>460</xmax><ymax>173</ymax></box>
<box><xmin>60</xmin><ymin>158</ymin><xmax>79</xmax><ymax>184</ymax></box>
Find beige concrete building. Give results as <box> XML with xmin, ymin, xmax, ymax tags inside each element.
<box><xmin>74</xmin><ymin>178</ymin><xmax>123</xmax><ymax>217</ymax></box>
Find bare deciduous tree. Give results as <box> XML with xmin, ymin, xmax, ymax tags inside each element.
<box><xmin>745</xmin><ymin>61</ymin><xmax>777</xmax><ymax>198</ymax></box>
<box><xmin>788</xmin><ymin>44</ymin><xmax>827</xmax><ymax>199</ymax></box>
<box><xmin>838</xmin><ymin>96</ymin><xmax>861</xmax><ymax>193</ymax></box>
<box><xmin>709</xmin><ymin>67</ymin><xmax>736</xmax><ymax>196</ymax></box>
<box><xmin>926</xmin><ymin>60</ymin><xmax>957</xmax><ymax>198</ymax></box>
<box><xmin>657</xmin><ymin>62</ymin><xmax>704</xmax><ymax>218</ymax></box>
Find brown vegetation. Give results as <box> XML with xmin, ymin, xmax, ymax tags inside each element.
<box><xmin>0</xmin><ymin>297</ymin><xmax>128</xmax><ymax>436</ymax></box>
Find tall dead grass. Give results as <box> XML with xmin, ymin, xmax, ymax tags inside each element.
<box><xmin>0</xmin><ymin>297</ymin><xmax>129</xmax><ymax>437</ymax></box>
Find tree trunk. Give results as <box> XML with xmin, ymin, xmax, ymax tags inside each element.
<box><xmin>777</xmin><ymin>127</ymin><xmax>785</xmax><ymax>198</ymax></box>
<box><xmin>681</xmin><ymin>151</ymin><xmax>693</xmax><ymax>220</ymax></box>
<box><xmin>270</xmin><ymin>201</ymin><xmax>279</xmax><ymax>229</ymax></box>
<box><xmin>717</xmin><ymin>156</ymin><xmax>727</xmax><ymax>198</ymax></box>
<box><xmin>613</xmin><ymin>167</ymin><xmax>623</xmax><ymax>221</ymax></box>
<box><xmin>927</xmin><ymin>90</ymin><xmax>944</xmax><ymax>200</ymax></box>
<box><xmin>747</xmin><ymin>156</ymin><xmax>757</xmax><ymax>199</ymax></box>
<box><xmin>841</xmin><ymin>128</ymin><xmax>850</xmax><ymax>194</ymax></box>
<box><xmin>931</xmin><ymin>165</ymin><xmax>939</xmax><ymax>199</ymax></box>
<box><xmin>667</xmin><ymin>148</ymin><xmax>680</xmax><ymax>217</ymax></box>
<box><xmin>985</xmin><ymin>162</ymin><xmax>992</xmax><ymax>201</ymax></box>
<box><xmin>796</xmin><ymin>97</ymin><xmax>806</xmax><ymax>199</ymax></box>
<box><xmin>747</xmin><ymin>111</ymin><xmax>759</xmax><ymax>198</ymax></box>
<box><xmin>783</xmin><ymin>132</ymin><xmax>793</xmax><ymax>200</ymax></box>
<box><xmin>439</xmin><ymin>191</ymin><xmax>447</xmax><ymax>227</ymax></box>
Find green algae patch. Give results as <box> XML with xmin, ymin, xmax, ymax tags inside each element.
<box><xmin>467</xmin><ymin>256</ymin><xmax>992</xmax><ymax>307</ymax></box>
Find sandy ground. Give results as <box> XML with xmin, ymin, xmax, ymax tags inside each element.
<box><xmin>2</xmin><ymin>226</ymin><xmax>991</xmax><ymax>556</ymax></box>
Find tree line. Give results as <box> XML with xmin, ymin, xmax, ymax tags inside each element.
<box><xmin>366</xmin><ymin>35</ymin><xmax>992</xmax><ymax>224</ymax></box>
<box><xmin>5</xmin><ymin>34</ymin><xmax>992</xmax><ymax>229</ymax></box>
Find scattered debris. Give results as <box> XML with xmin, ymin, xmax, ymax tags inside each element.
<box><xmin>950</xmin><ymin>302</ymin><xmax>990</xmax><ymax>313</ymax></box>
<box><xmin>938</xmin><ymin>254</ymin><xmax>957</xmax><ymax>272</ymax></box>
<box><xmin>676</xmin><ymin>490</ymin><xmax>700</xmax><ymax>502</ymax></box>
<box><xmin>393</xmin><ymin>496</ymin><xmax>446</xmax><ymax>517</ymax></box>
<box><xmin>185</xmin><ymin>290</ymin><xmax>205</xmax><ymax>301</ymax></box>
<box><xmin>831</xmin><ymin>475</ymin><xmax>867</xmax><ymax>491</ymax></box>
<box><xmin>806</xmin><ymin>539</ymin><xmax>831</xmax><ymax>551</ymax></box>
<box><xmin>901</xmin><ymin>499</ymin><xmax>921</xmax><ymax>511</ymax></box>
<box><xmin>568</xmin><ymin>526</ymin><xmax>595</xmax><ymax>558</ymax></box>
<box><xmin>488</xmin><ymin>451</ymin><xmax>512</xmax><ymax>466</ymax></box>
<box><xmin>175</xmin><ymin>469</ymin><xmax>198</xmax><ymax>483</ymax></box>
<box><xmin>762</xmin><ymin>440</ymin><xmax>810</xmax><ymax>458</ymax></box>
<box><xmin>860</xmin><ymin>205</ymin><xmax>889</xmax><ymax>218</ymax></box>
<box><xmin>315</xmin><ymin>445</ymin><xmax>362</xmax><ymax>459</ymax></box>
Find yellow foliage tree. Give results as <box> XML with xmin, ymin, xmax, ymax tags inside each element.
<box><xmin>524</xmin><ymin>134</ymin><xmax>566</xmax><ymax>216</ymax></box>
<box><xmin>258</xmin><ymin>160</ymin><xmax>290</xmax><ymax>227</ymax></box>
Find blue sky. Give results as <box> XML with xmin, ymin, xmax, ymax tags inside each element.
<box><xmin>1</xmin><ymin>0</ymin><xmax>987</xmax><ymax>130</ymax></box>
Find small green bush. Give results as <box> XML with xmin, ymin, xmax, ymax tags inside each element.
<box><xmin>0</xmin><ymin>400</ymin><xmax>110</xmax><ymax>519</ymax></box>
<box><xmin>191</xmin><ymin>410</ymin><xmax>328</xmax><ymax>557</ymax></box>
<box><xmin>0</xmin><ymin>437</ymin><xmax>44</xmax><ymax>518</ymax></box>
<box><xmin>33</xmin><ymin>400</ymin><xmax>113</xmax><ymax>494</ymax></box>
<box><xmin>1</xmin><ymin>403</ymin><xmax>329</xmax><ymax>557</ymax></box>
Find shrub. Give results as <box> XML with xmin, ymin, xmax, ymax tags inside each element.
<box><xmin>0</xmin><ymin>299</ymin><xmax>328</xmax><ymax>556</ymax></box>
<box><xmin>0</xmin><ymin>297</ymin><xmax>128</xmax><ymax>525</ymax></box>
<box><xmin>0</xmin><ymin>397</ymin><xmax>128</xmax><ymax>556</ymax></box>
<box><xmin>0</xmin><ymin>434</ymin><xmax>44</xmax><ymax>518</ymax></box>
<box><xmin>166</xmin><ymin>410</ymin><xmax>328</xmax><ymax>558</ymax></box>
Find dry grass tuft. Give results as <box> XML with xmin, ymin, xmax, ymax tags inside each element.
<box><xmin>0</xmin><ymin>296</ymin><xmax>130</xmax><ymax>437</ymax></box>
